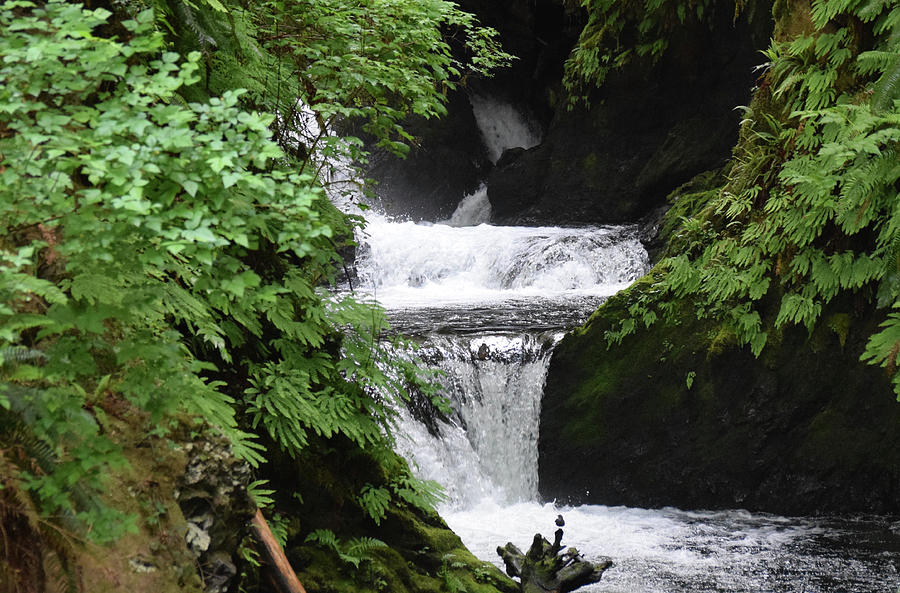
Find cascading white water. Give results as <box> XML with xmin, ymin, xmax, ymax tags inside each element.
<box><xmin>398</xmin><ymin>333</ymin><xmax>560</xmax><ymax>507</ymax></box>
<box><xmin>355</xmin><ymin>214</ymin><xmax>647</xmax><ymax>308</ymax></box>
<box><xmin>439</xmin><ymin>185</ymin><xmax>492</xmax><ymax>227</ymax></box>
<box><xmin>469</xmin><ymin>93</ymin><xmax>541</xmax><ymax>163</ymax></box>
<box><xmin>352</xmin><ymin>211</ymin><xmax>899</xmax><ymax>593</ymax></box>
<box><xmin>341</xmin><ymin>95</ymin><xmax>899</xmax><ymax>593</ymax></box>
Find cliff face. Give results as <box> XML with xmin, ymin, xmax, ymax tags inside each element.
<box><xmin>539</xmin><ymin>284</ymin><xmax>900</xmax><ymax>514</ymax></box>
<box><xmin>485</xmin><ymin>1</ymin><xmax>770</xmax><ymax>225</ymax></box>
<box><xmin>538</xmin><ymin>0</ymin><xmax>900</xmax><ymax>515</ymax></box>
<box><xmin>364</xmin><ymin>0</ymin><xmax>770</xmax><ymax>225</ymax></box>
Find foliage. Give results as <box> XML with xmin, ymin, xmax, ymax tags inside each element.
<box><xmin>563</xmin><ymin>0</ymin><xmax>742</xmax><ymax>104</ymax></box>
<box><xmin>304</xmin><ymin>528</ymin><xmax>388</xmax><ymax>569</ymax></box>
<box><xmin>133</xmin><ymin>0</ymin><xmax>511</xmax><ymax>175</ymax></box>
<box><xmin>439</xmin><ymin>554</ymin><xmax>471</xmax><ymax>593</ymax></box>
<box><xmin>605</xmin><ymin>0</ymin><xmax>900</xmax><ymax>397</ymax></box>
<box><xmin>0</xmin><ymin>452</ymin><xmax>82</xmax><ymax>593</ymax></box>
<box><xmin>254</xmin><ymin>0</ymin><xmax>512</xmax><ymax>161</ymax></box>
<box><xmin>0</xmin><ymin>0</ymin><xmax>474</xmax><ymax>548</ymax></box>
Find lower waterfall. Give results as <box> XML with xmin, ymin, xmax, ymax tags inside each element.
<box><xmin>348</xmin><ymin>199</ymin><xmax>899</xmax><ymax>593</ymax></box>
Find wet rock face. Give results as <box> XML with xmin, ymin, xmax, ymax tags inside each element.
<box><xmin>363</xmin><ymin>1</ymin><xmax>770</xmax><ymax>226</ymax></box>
<box><xmin>488</xmin><ymin>4</ymin><xmax>770</xmax><ymax>225</ymax></box>
<box><xmin>177</xmin><ymin>436</ymin><xmax>255</xmax><ymax>593</ymax></box>
<box><xmin>362</xmin><ymin>0</ymin><xmax>578</xmax><ymax>223</ymax></box>
<box><xmin>538</xmin><ymin>290</ymin><xmax>900</xmax><ymax>515</ymax></box>
<box><xmin>365</xmin><ymin>91</ymin><xmax>492</xmax><ymax>222</ymax></box>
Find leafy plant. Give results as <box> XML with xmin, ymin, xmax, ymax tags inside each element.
<box><xmin>304</xmin><ymin>528</ymin><xmax>387</xmax><ymax>569</ymax></box>
<box><xmin>439</xmin><ymin>553</ymin><xmax>470</xmax><ymax>593</ymax></box>
<box><xmin>1</xmin><ymin>0</ymin><xmax>463</xmax><ymax>550</ymax></box>
<box><xmin>603</xmin><ymin>0</ymin><xmax>900</xmax><ymax>398</ymax></box>
<box><xmin>255</xmin><ymin>0</ymin><xmax>512</xmax><ymax>161</ymax></box>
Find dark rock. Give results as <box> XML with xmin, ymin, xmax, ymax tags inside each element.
<box><xmin>362</xmin><ymin>0</ymin><xmax>580</xmax><ymax>222</ymax></box>
<box><xmin>538</xmin><ymin>287</ymin><xmax>900</xmax><ymax>515</ymax></box>
<box><xmin>177</xmin><ymin>435</ymin><xmax>255</xmax><ymax>593</ymax></box>
<box><xmin>365</xmin><ymin>90</ymin><xmax>492</xmax><ymax>222</ymax></box>
<box><xmin>486</xmin><ymin>147</ymin><xmax>549</xmax><ymax>223</ymax></box>
<box><xmin>364</xmin><ymin>0</ymin><xmax>771</xmax><ymax>226</ymax></box>
<box><xmin>489</xmin><ymin>3</ymin><xmax>772</xmax><ymax>225</ymax></box>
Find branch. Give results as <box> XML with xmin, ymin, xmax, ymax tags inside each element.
<box><xmin>250</xmin><ymin>509</ymin><xmax>307</xmax><ymax>593</ymax></box>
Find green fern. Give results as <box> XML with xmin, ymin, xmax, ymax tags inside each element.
<box><xmin>606</xmin><ymin>0</ymin><xmax>900</xmax><ymax>397</ymax></box>
<box><xmin>304</xmin><ymin>528</ymin><xmax>387</xmax><ymax>569</ymax></box>
<box><xmin>358</xmin><ymin>484</ymin><xmax>392</xmax><ymax>525</ymax></box>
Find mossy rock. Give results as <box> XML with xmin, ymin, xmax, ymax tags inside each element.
<box><xmin>259</xmin><ymin>436</ymin><xmax>517</xmax><ymax>593</ymax></box>
<box><xmin>295</xmin><ymin>507</ymin><xmax>515</xmax><ymax>593</ymax></box>
<box><xmin>66</xmin><ymin>409</ymin><xmax>219</xmax><ymax>593</ymax></box>
<box><xmin>538</xmin><ymin>283</ymin><xmax>900</xmax><ymax>514</ymax></box>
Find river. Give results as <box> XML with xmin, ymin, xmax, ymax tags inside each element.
<box><xmin>327</xmin><ymin>92</ymin><xmax>900</xmax><ymax>592</ymax></box>
<box><xmin>346</xmin><ymin>192</ymin><xmax>900</xmax><ymax>593</ymax></box>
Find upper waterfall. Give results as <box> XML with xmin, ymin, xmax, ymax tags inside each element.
<box><xmin>355</xmin><ymin>218</ymin><xmax>649</xmax><ymax>308</ymax></box>
<box><xmin>469</xmin><ymin>93</ymin><xmax>541</xmax><ymax>163</ymax></box>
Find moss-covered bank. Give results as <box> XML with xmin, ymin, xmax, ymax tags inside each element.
<box><xmin>539</xmin><ymin>280</ymin><xmax>900</xmax><ymax>514</ymax></box>
<box><xmin>261</xmin><ymin>436</ymin><xmax>517</xmax><ymax>593</ymax></box>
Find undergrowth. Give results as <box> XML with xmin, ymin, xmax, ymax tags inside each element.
<box><xmin>595</xmin><ymin>0</ymin><xmax>900</xmax><ymax>395</ymax></box>
<box><xmin>0</xmin><ymin>0</ymin><xmax>507</xmax><ymax>578</ymax></box>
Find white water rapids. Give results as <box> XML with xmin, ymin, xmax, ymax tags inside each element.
<box><xmin>348</xmin><ymin>199</ymin><xmax>900</xmax><ymax>593</ymax></box>
<box><xmin>334</xmin><ymin>95</ymin><xmax>899</xmax><ymax>592</ymax></box>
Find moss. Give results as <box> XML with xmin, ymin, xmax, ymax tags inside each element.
<box><xmin>549</xmin><ymin>286</ymin><xmax>719</xmax><ymax>450</ymax></box>
<box><xmin>827</xmin><ymin>313</ymin><xmax>851</xmax><ymax>348</ymax></box>
<box><xmin>257</xmin><ymin>437</ymin><xmax>516</xmax><ymax>593</ymax></box>
<box><xmin>290</xmin><ymin>506</ymin><xmax>515</xmax><ymax>593</ymax></box>
<box><xmin>707</xmin><ymin>324</ymin><xmax>738</xmax><ymax>356</ymax></box>
<box><xmin>540</xmin><ymin>279</ymin><xmax>900</xmax><ymax>514</ymax></box>
<box><xmin>772</xmin><ymin>0</ymin><xmax>815</xmax><ymax>42</ymax></box>
<box><xmin>581</xmin><ymin>152</ymin><xmax>600</xmax><ymax>175</ymax></box>
<box><xmin>73</xmin><ymin>410</ymin><xmax>206</xmax><ymax>593</ymax></box>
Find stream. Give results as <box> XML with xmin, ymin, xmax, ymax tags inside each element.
<box><xmin>346</xmin><ymin>198</ymin><xmax>900</xmax><ymax>593</ymax></box>
<box><xmin>339</xmin><ymin>95</ymin><xmax>900</xmax><ymax>593</ymax></box>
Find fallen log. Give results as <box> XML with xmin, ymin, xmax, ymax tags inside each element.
<box><xmin>250</xmin><ymin>509</ymin><xmax>307</xmax><ymax>593</ymax></box>
<box><xmin>497</xmin><ymin>517</ymin><xmax>612</xmax><ymax>593</ymax></box>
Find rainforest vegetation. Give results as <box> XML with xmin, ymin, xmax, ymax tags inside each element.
<box><xmin>0</xmin><ymin>0</ymin><xmax>512</xmax><ymax>590</ymax></box>
<box><xmin>1</xmin><ymin>0</ymin><xmax>899</xmax><ymax>591</ymax></box>
<box><xmin>580</xmin><ymin>0</ymin><xmax>900</xmax><ymax>383</ymax></box>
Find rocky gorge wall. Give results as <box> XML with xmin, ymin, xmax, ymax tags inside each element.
<box><xmin>364</xmin><ymin>0</ymin><xmax>770</xmax><ymax>225</ymax></box>
<box><xmin>537</xmin><ymin>0</ymin><xmax>900</xmax><ymax>516</ymax></box>
<box><xmin>538</xmin><ymin>283</ymin><xmax>900</xmax><ymax>514</ymax></box>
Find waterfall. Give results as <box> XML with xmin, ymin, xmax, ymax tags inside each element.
<box><xmin>440</xmin><ymin>185</ymin><xmax>492</xmax><ymax>227</ymax></box>
<box><xmin>355</xmin><ymin>217</ymin><xmax>648</xmax><ymax>308</ymax></box>
<box><xmin>332</xmin><ymin>101</ymin><xmax>899</xmax><ymax>593</ymax></box>
<box><xmin>349</xmin><ymin>207</ymin><xmax>898</xmax><ymax>593</ymax></box>
<box><xmin>469</xmin><ymin>93</ymin><xmax>541</xmax><ymax>163</ymax></box>
<box><xmin>396</xmin><ymin>333</ymin><xmax>559</xmax><ymax>509</ymax></box>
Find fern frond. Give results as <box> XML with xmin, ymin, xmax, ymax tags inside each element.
<box><xmin>871</xmin><ymin>56</ymin><xmax>900</xmax><ymax>113</ymax></box>
<box><xmin>0</xmin><ymin>347</ymin><xmax>46</xmax><ymax>367</ymax></box>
